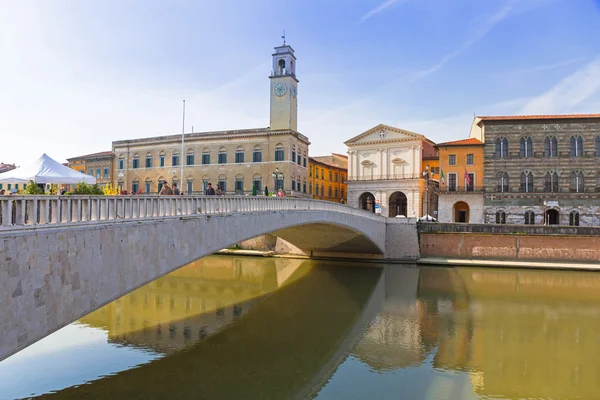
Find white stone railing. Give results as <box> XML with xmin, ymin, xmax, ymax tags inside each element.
<box><xmin>0</xmin><ymin>195</ymin><xmax>383</xmax><ymax>229</ymax></box>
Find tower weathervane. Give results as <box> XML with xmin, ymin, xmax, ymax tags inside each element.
<box><xmin>282</xmin><ymin>30</ymin><xmax>286</xmax><ymax>45</ymax></box>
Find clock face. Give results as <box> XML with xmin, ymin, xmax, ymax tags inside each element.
<box><xmin>274</xmin><ymin>83</ymin><xmax>287</xmax><ymax>97</ymax></box>
<box><xmin>291</xmin><ymin>86</ymin><xmax>297</xmax><ymax>99</ymax></box>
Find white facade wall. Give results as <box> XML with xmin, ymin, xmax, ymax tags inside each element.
<box><xmin>438</xmin><ymin>194</ymin><xmax>485</xmax><ymax>223</ymax></box>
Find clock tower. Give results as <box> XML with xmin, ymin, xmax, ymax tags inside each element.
<box><xmin>269</xmin><ymin>43</ymin><xmax>298</xmax><ymax>131</ymax></box>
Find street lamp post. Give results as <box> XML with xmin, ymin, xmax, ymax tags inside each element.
<box><xmin>272</xmin><ymin>168</ymin><xmax>284</xmax><ymax>192</ymax></box>
<box><xmin>423</xmin><ymin>166</ymin><xmax>430</xmax><ymax>221</ymax></box>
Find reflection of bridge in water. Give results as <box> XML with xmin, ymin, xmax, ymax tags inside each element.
<box><xmin>41</xmin><ymin>262</ymin><xmax>600</xmax><ymax>399</ymax></box>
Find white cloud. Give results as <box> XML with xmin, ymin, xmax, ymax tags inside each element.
<box><xmin>498</xmin><ymin>57</ymin><xmax>588</xmax><ymax>77</ymax></box>
<box><xmin>359</xmin><ymin>0</ymin><xmax>402</xmax><ymax>22</ymax></box>
<box><xmin>520</xmin><ymin>56</ymin><xmax>600</xmax><ymax>114</ymax></box>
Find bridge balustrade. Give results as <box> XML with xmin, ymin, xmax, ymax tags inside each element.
<box><xmin>0</xmin><ymin>195</ymin><xmax>381</xmax><ymax>229</ymax></box>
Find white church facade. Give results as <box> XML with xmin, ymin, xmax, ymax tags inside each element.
<box><xmin>345</xmin><ymin>124</ymin><xmax>438</xmax><ymax>218</ymax></box>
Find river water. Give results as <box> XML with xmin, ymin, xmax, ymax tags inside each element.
<box><xmin>1</xmin><ymin>256</ymin><xmax>599</xmax><ymax>399</ymax></box>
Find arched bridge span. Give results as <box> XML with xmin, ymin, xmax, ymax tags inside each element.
<box><xmin>0</xmin><ymin>195</ymin><xmax>411</xmax><ymax>361</ymax></box>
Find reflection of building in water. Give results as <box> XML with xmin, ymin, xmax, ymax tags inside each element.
<box><xmin>80</xmin><ymin>256</ymin><xmax>306</xmax><ymax>354</ymax></box>
<box><xmin>418</xmin><ymin>267</ymin><xmax>600</xmax><ymax>399</ymax></box>
<box><xmin>352</xmin><ymin>267</ymin><xmax>425</xmax><ymax>371</ymax></box>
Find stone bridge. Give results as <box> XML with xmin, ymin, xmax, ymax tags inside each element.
<box><xmin>0</xmin><ymin>195</ymin><xmax>418</xmax><ymax>361</ymax></box>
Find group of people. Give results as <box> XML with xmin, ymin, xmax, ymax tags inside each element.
<box><xmin>159</xmin><ymin>182</ymin><xmax>184</xmax><ymax>196</ymax></box>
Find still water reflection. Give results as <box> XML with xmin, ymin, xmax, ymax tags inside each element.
<box><xmin>1</xmin><ymin>257</ymin><xmax>600</xmax><ymax>399</ymax></box>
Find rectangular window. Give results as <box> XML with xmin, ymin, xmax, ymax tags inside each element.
<box><xmin>145</xmin><ymin>182</ymin><xmax>151</xmax><ymax>193</ymax></box>
<box><xmin>334</xmin><ymin>173</ymin><xmax>338</xmax><ymax>182</ymax></box>
<box><xmin>0</xmin><ymin>184</ymin><xmax>3</xmax><ymax>190</ymax></box>
<box><xmin>448</xmin><ymin>173</ymin><xmax>457</xmax><ymax>191</ymax></box>
<box><xmin>292</xmin><ymin>151</ymin><xmax>296</xmax><ymax>163</ymax></box>
<box><xmin>160</xmin><ymin>156</ymin><xmax>165</xmax><ymax>167</ymax></box>
<box><xmin>303</xmin><ymin>157</ymin><xmax>306</xmax><ymax>167</ymax></box>
<box><xmin>187</xmin><ymin>181</ymin><xmax>193</xmax><ymax>194</ymax></box>
<box><xmin>7</xmin><ymin>184</ymin><xmax>11</xmax><ymax>190</ymax></box>
<box><xmin>88</xmin><ymin>168</ymin><xmax>93</xmax><ymax>175</ymax></box>
<box><xmin>145</xmin><ymin>157</ymin><xmax>152</xmax><ymax>168</ymax></box>
<box><xmin>309</xmin><ymin>183</ymin><xmax>312</xmax><ymax>194</ymax></box>
<box><xmin>297</xmin><ymin>156</ymin><xmax>301</xmax><ymax>166</ymax></box>
<box><xmin>132</xmin><ymin>159</ymin><xmax>139</xmax><ymax>169</ymax></box>
<box><xmin>202</xmin><ymin>153</ymin><xmax>210</xmax><ymax>164</ymax></box>
<box><xmin>253</xmin><ymin>179</ymin><xmax>262</xmax><ymax>192</ymax></box>
<box><xmin>186</xmin><ymin>155</ymin><xmax>194</xmax><ymax>165</ymax></box>
<box><xmin>132</xmin><ymin>182</ymin><xmax>139</xmax><ymax>194</ymax></box>
<box><xmin>303</xmin><ymin>183</ymin><xmax>307</xmax><ymax>193</ymax></box>
<box><xmin>172</xmin><ymin>155</ymin><xmax>179</xmax><ymax>166</ymax></box>
<box><xmin>466</xmin><ymin>154</ymin><xmax>474</xmax><ymax>165</ymax></box>
<box><xmin>329</xmin><ymin>171</ymin><xmax>332</xmax><ymax>181</ymax></box>
<box><xmin>253</xmin><ymin>149</ymin><xmax>262</xmax><ymax>162</ymax></box>
<box><xmin>335</xmin><ymin>188</ymin><xmax>339</xmax><ymax>198</ymax></box>
<box><xmin>292</xmin><ymin>180</ymin><xmax>296</xmax><ymax>191</ymax></box>
<box><xmin>448</xmin><ymin>155</ymin><xmax>456</xmax><ymax>166</ymax></box>
<box><xmin>15</xmin><ymin>184</ymin><xmax>19</xmax><ymax>190</ymax></box>
<box><xmin>321</xmin><ymin>170</ymin><xmax>324</xmax><ymax>179</ymax></box>
<box><xmin>328</xmin><ymin>186</ymin><xmax>332</xmax><ymax>197</ymax></box>
<box><xmin>218</xmin><ymin>152</ymin><xmax>227</xmax><ymax>164</ymax></box>
<box><xmin>103</xmin><ymin>167</ymin><xmax>109</xmax><ymax>179</ymax></box>
<box><xmin>96</xmin><ymin>168</ymin><xmax>101</xmax><ymax>179</ymax></box>
<box><xmin>119</xmin><ymin>159</ymin><xmax>124</xmax><ymax>170</ymax></box>
<box><xmin>235</xmin><ymin>151</ymin><xmax>244</xmax><ymax>163</ymax></box>
<box><xmin>275</xmin><ymin>149</ymin><xmax>284</xmax><ymax>161</ymax></box>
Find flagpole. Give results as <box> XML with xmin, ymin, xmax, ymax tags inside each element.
<box><xmin>181</xmin><ymin>100</ymin><xmax>185</xmax><ymax>190</ymax></box>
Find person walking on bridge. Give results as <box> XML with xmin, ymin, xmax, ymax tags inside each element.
<box><xmin>160</xmin><ymin>182</ymin><xmax>173</xmax><ymax>196</ymax></box>
<box><xmin>205</xmin><ymin>183</ymin><xmax>216</xmax><ymax>195</ymax></box>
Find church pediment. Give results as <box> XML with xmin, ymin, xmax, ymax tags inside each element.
<box><xmin>344</xmin><ymin>124</ymin><xmax>423</xmax><ymax>145</ymax></box>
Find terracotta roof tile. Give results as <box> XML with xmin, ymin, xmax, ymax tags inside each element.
<box><xmin>67</xmin><ymin>151</ymin><xmax>113</xmax><ymax>160</ymax></box>
<box><xmin>477</xmin><ymin>114</ymin><xmax>600</xmax><ymax>122</ymax></box>
<box><xmin>435</xmin><ymin>138</ymin><xmax>483</xmax><ymax>147</ymax></box>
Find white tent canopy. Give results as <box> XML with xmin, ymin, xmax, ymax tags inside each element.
<box><xmin>0</xmin><ymin>153</ymin><xmax>96</xmax><ymax>184</ymax></box>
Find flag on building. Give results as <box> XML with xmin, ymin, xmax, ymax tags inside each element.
<box><xmin>465</xmin><ymin>167</ymin><xmax>471</xmax><ymax>186</ymax></box>
<box><xmin>441</xmin><ymin>169</ymin><xmax>445</xmax><ymax>184</ymax></box>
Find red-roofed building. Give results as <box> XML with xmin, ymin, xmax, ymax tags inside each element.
<box><xmin>67</xmin><ymin>151</ymin><xmax>114</xmax><ymax>189</ymax></box>
<box><xmin>470</xmin><ymin>114</ymin><xmax>600</xmax><ymax>225</ymax></box>
<box><xmin>308</xmin><ymin>153</ymin><xmax>348</xmax><ymax>203</ymax></box>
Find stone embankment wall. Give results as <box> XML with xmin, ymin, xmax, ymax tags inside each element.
<box><xmin>419</xmin><ymin>223</ymin><xmax>600</xmax><ymax>263</ymax></box>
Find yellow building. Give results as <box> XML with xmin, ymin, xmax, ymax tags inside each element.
<box><xmin>435</xmin><ymin>138</ymin><xmax>484</xmax><ymax>223</ymax></box>
<box><xmin>308</xmin><ymin>153</ymin><xmax>347</xmax><ymax>203</ymax></box>
<box><xmin>66</xmin><ymin>151</ymin><xmax>114</xmax><ymax>189</ymax></box>
<box><xmin>112</xmin><ymin>42</ymin><xmax>309</xmax><ymax>195</ymax></box>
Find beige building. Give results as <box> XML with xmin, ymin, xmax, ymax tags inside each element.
<box><xmin>345</xmin><ymin>124</ymin><xmax>437</xmax><ymax>218</ymax></box>
<box><xmin>112</xmin><ymin>42</ymin><xmax>309</xmax><ymax>195</ymax></box>
<box><xmin>66</xmin><ymin>151</ymin><xmax>114</xmax><ymax>190</ymax></box>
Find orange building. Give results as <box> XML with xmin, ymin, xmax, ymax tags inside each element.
<box><xmin>435</xmin><ymin>138</ymin><xmax>484</xmax><ymax>223</ymax></box>
<box><xmin>308</xmin><ymin>153</ymin><xmax>348</xmax><ymax>203</ymax></box>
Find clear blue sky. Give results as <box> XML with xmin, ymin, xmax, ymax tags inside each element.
<box><xmin>2</xmin><ymin>0</ymin><xmax>599</xmax><ymax>167</ymax></box>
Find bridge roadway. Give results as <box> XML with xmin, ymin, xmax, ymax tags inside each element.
<box><xmin>0</xmin><ymin>195</ymin><xmax>418</xmax><ymax>361</ymax></box>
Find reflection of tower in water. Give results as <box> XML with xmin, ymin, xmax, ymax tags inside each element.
<box><xmin>79</xmin><ymin>256</ymin><xmax>307</xmax><ymax>354</ymax></box>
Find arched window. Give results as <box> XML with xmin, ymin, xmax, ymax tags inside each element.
<box><xmin>202</xmin><ymin>148</ymin><xmax>210</xmax><ymax>165</ymax></box>
<box><xmin>172</xmin><ymin>151</ymin><xmax>180</xmax><ymax>166</ymax></box>
<box><xmin>186</xmin><ymin>176</ymin><xmax>193</xmax><ymax>194</ymax></box>
<box><xmin>495</xmin><ymin>211</ymin><xmax>506</xmax><ymax>224</ymax></box>
<box><xmin>253</xmin><ymin>145</ymin><xmax>262</xmax><ymax>163</ymax></box>
<box><xmin>495</xmin><ymin>137</ymin><xmax>509</xmax><ymax>158</ymax></box>
<box><xmin>275</xmin><ymin>144</ymin><xmax>284</xmax><ymax>161</ymax></box>
<box><xmin>186</xmin><ymin>149</ymin><xmax>195</xmax><ymax>166</ymax></box>
<box><xmin>218</xmin><ymin>174</ymin><xmax>227</xmax><ymax>193</ymax></box>
<box><xmin>570</xmin><ymin>135</ymin><xmax>584</xmax><ymax>157</ymax></box>
<box><xmin>545</xmin><ymin>136</ymin><xmax>558</xmax><ymax>157</ymax></box>
<box><xmin>571</xmin><ymin>170</ymin><xmax>584</xmax><ymax>193</ymax></box>
<box><xmin>235</xmin><ymin>146</ymin><xmax>244</xmax><ymax>163</ymax></box>
<box><xmin>252</xmin><ymin>174</ymin><xmax>262</xmax><ymax>192</ymax></box>
<box><xmin>569</xmin><ymin>210</ymin><xmax>580</xmax><ymax>226</ymax></box>
<box><xmin>520</xmin><ymin>137</ymin><xmax>533</xmax><ymax>158</ymax></box>
<box><xmin>159</xmin><ymin>151</ymin><xmax>166</xmax><ymax>167</ymax></box>
<box><xmin>234</xmin><ymin>174</ymin><xmax>244</xmax><ymax>193</ymax></box>
<box><xmin>520</xmin><ymin>171</ymin><xmax>533</xmax><ymax>192</ymax></box>
<box><xmin>132</xmin><ymin>153</ymin><xmax>140</xmax><ymax>169</ymax></box>
<box><xmin>497</xmin><ymin>171</ymin><xmax>509</xmax><ymax>192</ymax></box>
<box><xmin>544</xmin><ymin>171</ymin><xmax>559</xmax><ymax>192</ymax></box>
<box><xmin>145</xmin><ymin>178</ymin><xmax>152</xmax><ymax>193</ymax></box>
<box><xmin>524</xmin><ymin>210</ymin><xmax>535</xmax><ymax>225</ymax></box>
<box><xmin>596</xmin><ymin>136</ymin><xmax>600</xmax><ymax>156</ymax></box>
<box><xmin>145</xmin><ymin>153</ymin><xmax>153</xmax><ymax>168</ymax></box>
<box><xmin>218</xmin><ymin>147</ymin><xmax>227</xmax><ymax>164</ymax></box>
<box><xmin>118</xmin><ymin>156</ymin><xmax>125</xmax><ymax>170</ymax></box>
<box><xmin>202</xmin><ymin>176</ymin><xmax>210</xmax><ymax>192</ymax></box>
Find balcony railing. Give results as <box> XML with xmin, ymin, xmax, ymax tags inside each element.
<box><xmin>439</xmin><ymin>185</ymin><xmax>485</xmax><ymax>193</ymax></box>
<box><xmin>348</xmin><ymin>174</ymin><xmax>423</xmax><ymax>181</ymax></box>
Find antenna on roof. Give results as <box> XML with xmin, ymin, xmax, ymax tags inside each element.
<box><xmin>282</xmin><ymin>30</ymin><xmax>286</xmax><ymax>45</ymax></box>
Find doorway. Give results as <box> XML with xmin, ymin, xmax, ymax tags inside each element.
<box><xmin>359</xmin><ymin>192</ymin><xmax>375</xmax><ymax>213</ymax></box>
<box><xmin>546</xmin><ymin>209</ymin><xmax>560</xmax><ymax>225</ymax></box>
<box><xmin>453</xmin><ymin>201</ymin><xmax>470</xmax><ymax>223</ymax></box>
<box><xmin>389</xmin><ymin>191</ymin><xmax>408</xmax><ymax>218</ymax></box>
